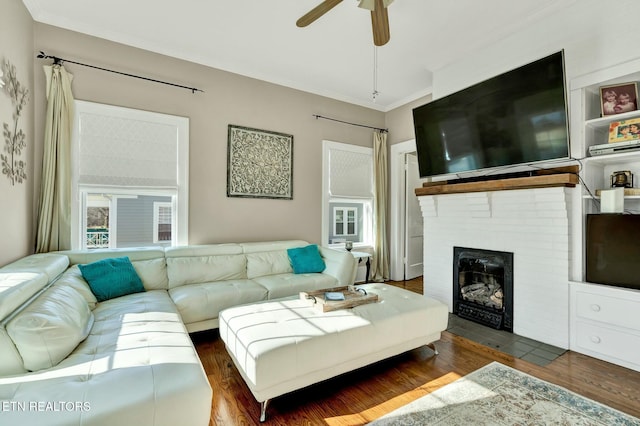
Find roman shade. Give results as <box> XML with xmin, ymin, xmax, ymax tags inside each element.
<box><xmin>76</xmin><ymin>112</ymin><xmax>179</xmax><ymax>188</ymax></box>
<box><xmin>328</xmin><ymin>145</ymin><xmax>373</xmax><ymax>198</ymax></box>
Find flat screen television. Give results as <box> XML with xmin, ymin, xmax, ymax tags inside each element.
<box><xmin>586</xmin><ymin>214</ymin><xmax>640</xmax><ymax>290</ymax></box>
<box><xmin>413</xmin><ymin>51</ymin><xmax>570</xmax><ymax>179</ymax></box>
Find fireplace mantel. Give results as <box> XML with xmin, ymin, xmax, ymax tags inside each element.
<box><xmin>415</xmin><ymin>165</ymin><xmax>580</xmax><ymax>197</ymax></box>
<box><xmin>415</xmin><ymin>173</ymin><xmax>578</xmax><ymax>196</ymax></box>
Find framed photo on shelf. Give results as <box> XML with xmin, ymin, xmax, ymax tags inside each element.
<box><xmin>608</xmin><ymin>117</ymin><xmax>640</xmax><ymax>143</ymax></box>
<box><xmin>600</xmin><ymin>82</ymin><xmax>638</xmax><ymax>116</ymax></box>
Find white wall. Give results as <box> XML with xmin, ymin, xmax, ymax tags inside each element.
<box><xmin>0</xmin><ymin>0</ymin><xmax>34</xmax><ymax>266</ymax></box>
<box><xmin>433</xmin><ymin>0</ymin><xmax>640</xmax><ymax>100</ymax></box>
<box><xmin>32</xmin><ymin>24</ymin><xmax>385</xmax><ymax>252</ymax></box>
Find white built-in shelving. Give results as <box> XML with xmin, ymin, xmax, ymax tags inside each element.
<box><xmin>568</xmin><ymin>57</ymin><xmax>640</xmax><ymax>372</ymax></box>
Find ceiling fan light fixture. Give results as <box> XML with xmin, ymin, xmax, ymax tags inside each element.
<box><xmin>358</xmin><ymin>0</ymin><xmax>394</xmax><ymax>11</ymax></box>
<box><xmin>297</xmin><ymin>0</ymin><xmax>391</xmax><ymax>46</ymax></box>
<box><xmin>358</xmin><ymin>0</ymin><xmax>375</xmax><ymax>11</ymax></box>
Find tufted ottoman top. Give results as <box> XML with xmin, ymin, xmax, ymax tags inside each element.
<box><xmin>219</xmin><ymin>283</ymin><xmax>449</xmax><ymax>404</ymax></box>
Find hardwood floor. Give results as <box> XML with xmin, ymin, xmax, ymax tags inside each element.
<box><xmin>193</xmin><ymin>278</ymin><xmax>640</xmax><ymax>425</ymax></box>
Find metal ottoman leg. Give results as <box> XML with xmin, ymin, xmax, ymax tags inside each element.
<box><xmin>427</xmin><ymin>342</ymin><xmax>439</xmax><ymax>355</ymax></box>
<box><xmin>260</xmin><ymin>399</ymin><xmax>269</xmax><ymax>422</ymax></box>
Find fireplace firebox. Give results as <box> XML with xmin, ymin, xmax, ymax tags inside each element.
<box><xmin>453</xmin><ymin>247</ymin><xmax>513</xmax><ymax>331</ymax></box>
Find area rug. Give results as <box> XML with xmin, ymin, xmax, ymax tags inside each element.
<box><xmin>370</xmin><ymin>362</ymin><xmax>640</xmax><ymax>425</ymax></box>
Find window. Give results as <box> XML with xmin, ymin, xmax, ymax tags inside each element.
<box><xmin>85</xmin><ymin>194</ymin><xmax>110</xmax><ymax>248</ymax></box>
<box><xmin>71</xmin><ymin>101</ymin><xmax>188</xmax><ymax>249</ymax></box>
<box><xmin>81</xmin><ymin>192</ymin><xmax>176</xmax><ymax>249</ymax></box>
<box><xmin>154</xmin><ymin>202</ymin><xmax>173</xmax><ymax>243</ymax></box>
<box><xmin>333</xmin><ymin>206</ymin><xmax>357</xmax><ymax>236</ymax></box>
<box><xmin>322</xmin><ymin>141</ymin><xmax>373</xmax><ymax>247</ymax></box>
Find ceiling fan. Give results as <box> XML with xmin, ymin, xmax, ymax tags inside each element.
<box><xmin>296</xmin><ymin>0</ymin><xmax>395</xmax><ymax>46</ymax></box>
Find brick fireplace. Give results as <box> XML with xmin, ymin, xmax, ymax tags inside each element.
<box><xmin>418</xmin><ymin>187</ymin><xmax>573</xmax><ymax>349</ymax></box>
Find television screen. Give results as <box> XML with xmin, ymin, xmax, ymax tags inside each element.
<box><xmin>586</xmin><ymin>214</ymin><xmax>640</xmax><ymax>290</ymax></box>
<box><xmin>413</xmin><ymin>51</ymin><xmax>570</xmax><ymax>179</ymax></box>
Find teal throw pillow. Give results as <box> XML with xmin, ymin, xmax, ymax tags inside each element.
<box><xmin>78</xmin><ymin>257</ymin><xmax>145</xmax><ymax>302</ymax></box>
<box><xmin>287</xmin><ymin>244</ymin><xmax>326</xmax><ymax>274</ymax></box>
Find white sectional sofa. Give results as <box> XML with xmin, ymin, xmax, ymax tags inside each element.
<box><xmin>0</xmin><ymin>240</ymin><xmax>356</xmax><ymax>426</ymax></box>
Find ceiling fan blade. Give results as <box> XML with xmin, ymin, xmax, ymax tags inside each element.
<box><xmin>371</xmin><ymin>0</ymin><xmax>390</xmax><ymax>46</ymax></box>
<box><xmin>296</xmin><ymin>0</ymin><xmax>343</xmax><ymax>27</ymax></box>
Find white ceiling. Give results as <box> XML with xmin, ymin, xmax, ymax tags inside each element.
<box><xmin>23</xmin><ymin>0</ymin><xmax>576</xmax><ymax>111</ymax></box>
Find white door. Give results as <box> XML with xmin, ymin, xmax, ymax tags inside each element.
<box><xmin>404</xmin><ymin>153</ymin><xmax>424</xmax><ymax>280</ymax></box>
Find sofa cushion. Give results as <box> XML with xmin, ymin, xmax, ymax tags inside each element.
<box><xmin>55</xmin><ymin>265</ymin><xmax>99</xmax><ymax>309</ymax></box>
<box><xmin>165</xmin><ymin>243</ymin><xmax>243</xmax><ymax>258</ymax></box>
<box><xmin>240</xmin><ymin>240</ymin><xmax>310</xmax><ymax>254</ymax></box>
<box><xmin>132</xmin><ymin>258</ymin><xmax>169</xmax><ymax>290</ymax></box>
<box><xmin>6</xmin><ymin>285</ymin><xmax>94</xmax><ymax>372</ymax></box>
<box><xmin>86</xmin><ymin>290</ymin><xmax>184</xmax><ymax>340</ymax></box>
<box><xmin>0</xmin><ymin>272</ymin><xmax>49</xmax><ymax>321</ymax></box>
<box><xmin>246</xmin><ymin>251</ymin><xmax>293</xmax><ymax>279</ymax></box>
<box><xmin>0</xmin><ymin>253</ymin><xmax>69</xmax><ymax>282</ymax></box>
<box><xmin>253</xmin><ymin>273</ymin><xmax>337</xmax><ymax>300</ymax></box>
<box><xmin>60</xmin><ymin>247</ymin><xmax>166</xmax><ymax>266</ymax></box>
<box><xmin>287</xmin><ymin>244</ymin><xmax>326</xmax><ymax>274</ymax></box>
<box><xmin>169</xmin><ymin>279</ymin><xmax>268</xmax><ymax>325</ymax></box>
<box><xmin>79</xmin><ymin>257</ymin><xmax>145</xmax><ymax>302</ymax></box>
<box><xmin>0</xmin><ymin>327</ymin><xmax>26</xmax><ymax>376</ymax></box>
<box><xmin>166</xmin><ymin>254</ymin><xmax>247</xmax><ymax>288</ymax></box>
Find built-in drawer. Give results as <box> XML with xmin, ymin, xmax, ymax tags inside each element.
<box><xmin>574</xmin><ymin>321</ymin><xmax>640</xmax><ymax>366</ymax></box>
<box><xmin>575</xmin><ymin>291</ymin><xmax>640</xmax><ymax>330</ymax></box>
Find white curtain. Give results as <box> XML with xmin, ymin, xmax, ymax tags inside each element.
<box><xmin>371</xmin><ymin>130</ymin><xmax>389</xmax><ymax>282</ymax></box>
<box><xmin>35</xmin><ymin>65</ymin><xmax>74</xmax><ymax>253</ymax></box>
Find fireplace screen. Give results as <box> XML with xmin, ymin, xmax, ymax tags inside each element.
<box><xmin>453</xmin><ymin>247</ymin><xmax>513</xmax><ymax>331</ymax></box>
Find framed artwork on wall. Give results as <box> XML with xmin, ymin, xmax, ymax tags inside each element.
<box><xmin>227</xmin><ymin>125</ymin><xmax>293</xmax><ymax>199</ymax></box>
<box><xmin>600</xmin><ymin>82</ymin><xmax>638</xmax><ymax>116</ymax></box>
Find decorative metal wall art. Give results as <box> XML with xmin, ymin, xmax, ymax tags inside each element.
<box><xmin>227</xmin><ymin>125</ymin><xmax>293</xmax><ymax>199</ymax></box>
<box><xmin>1</xmin><ymin>59</ymin><xmax>29</xmax><ymax>185</ymax></box>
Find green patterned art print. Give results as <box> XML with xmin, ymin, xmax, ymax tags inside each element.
<box><xmin>227</xmin><ymin>125</ymin><xmax>293</xmax><ymax>199</ymax></box>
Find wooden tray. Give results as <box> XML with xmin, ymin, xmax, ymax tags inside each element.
<box><xmin>299</xmin><ymin>285</ymin><xmax>378</xmax><ymax>312</ymax></box>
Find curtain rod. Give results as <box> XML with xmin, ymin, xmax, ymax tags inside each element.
<box><xmin>313</xmin><ymin>114</ymin><xmax>388</xmax><ymax>133</ymax></box>
<box><xmin>36</xmin><ymin>51</ymin><xmax>204</xmax><ymax>94</ymax></box>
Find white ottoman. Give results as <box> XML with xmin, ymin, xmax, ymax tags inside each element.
<box><xmin>218</xmin><ymin>283</ymin><xmax>449</xmax><ymax>421</ymax></box>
